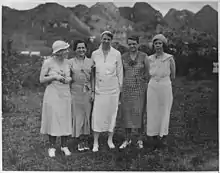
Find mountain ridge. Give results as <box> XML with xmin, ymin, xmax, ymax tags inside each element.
<box><xmin>2</xmin><ymin>2</ymin><xmax>218</xmax><ymax>53</ymax></box>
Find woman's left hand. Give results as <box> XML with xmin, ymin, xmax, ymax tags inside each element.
<box><xmin>90</xmin><ymin>91</ymin><xmax>95</xmax><ymax>102</ymax></box>
<box><xmin>60</xmin><ymin>77</ymin><xmax>72</xmax><ymax>84</ymax></box>
<box><xmin>59</xmin><ymin>78</ymin><xmax>66</xmax><ymax>84</ymax></box>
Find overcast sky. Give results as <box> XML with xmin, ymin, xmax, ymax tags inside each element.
<box><xmin>2</xmin><ymin>0</ymin><xmax>218</xmax><ymax>16</ymax></box>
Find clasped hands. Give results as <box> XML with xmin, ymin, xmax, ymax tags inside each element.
<box><xmin>53</xmin><ymin>74</ymin><xmax>71</xmax><ymax>84</ymax></box>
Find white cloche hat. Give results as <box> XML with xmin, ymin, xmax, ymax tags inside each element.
<box><xmin>52</xmin><ymin>40</ymin><xmax>70</xmax><ymax>54</ymax></box>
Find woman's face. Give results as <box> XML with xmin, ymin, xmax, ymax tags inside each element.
<box><xmin>57</xmin><ymin>49</ymin><xmax>69</xmax><ymax>59</ymax></box>
<box><xmin>101</xmin><ymin>34</ymin><xmax>112</xmax><ymax>47</ymax></box>
<box><xmin>128</xmin><ymin>39</ymin><xmax>138</xmax><ymax>52</ymax></box>
<box><xmin>154</xmin><ymin>39</ymin><xmax>163</xmax><ymax>52</ymax></box>
<box><xmin>75</xmin><ymin>42</ymin><xmax>87</xmax><ymax>57</ymax></box>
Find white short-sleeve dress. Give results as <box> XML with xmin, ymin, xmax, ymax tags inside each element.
<box><xmin>40</xmin><ymin>58</ymin><xmax>72</xmax><ymax>136</ymax></box>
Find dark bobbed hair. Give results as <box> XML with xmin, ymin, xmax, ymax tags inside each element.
<box><xmin>73</xmin><ymin>40</ymin><xmax>88</xmax><ymax>51</ymax></box>
<box><xmin>127</xmin><ymin>35</ymin><xmax>139</xmax><ymax>44</ymax></box>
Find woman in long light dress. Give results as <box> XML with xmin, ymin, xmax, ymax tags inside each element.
<box><xmin>91</xmin><ymin>31</ymin><xmax>123</xmax><ymax>152</ymax></box>
<box><xmin>146</xmin><ymin>34</ymin><xmax>176</xmax><ymax>147</ymax></box>
<box><xmin>69</xmin><ymin>40</ymin><xmax>94</xmax><ymax>151</ymax></box>
<box><xmin>40</xmin><ymin>40</ymin><xmax>72</xmax><ymax>157</ymax></box>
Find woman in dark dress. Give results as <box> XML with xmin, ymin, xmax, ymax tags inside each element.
<box><xmin>120</xmin><ymin>36</ymin><xmax>149</xmax><ymax>149</ymax></box>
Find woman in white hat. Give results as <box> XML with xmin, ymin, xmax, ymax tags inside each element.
<box><xmin>69</xmin><ymin>40</ymin><xmax>94</xmax><ymax>151</ymax></box>
<box><xmin>146</xmin><ymin>34</ymin><xmax>176</xmax><ymax>148</ymax></box>
<box><xmin>91</xmin><ymin>31</ymin><xmax>123</xmax><ymax>152</ymax></box>
<box><xmin>40</xmin><ymin>40</ymin><xmax>72</xmax><ymax>157</ymax></box>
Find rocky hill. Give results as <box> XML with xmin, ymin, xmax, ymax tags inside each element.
<box><xmin>164</xmin><ymin>5</ymin><xmax>217</xmax><ymax>37</ymax></box>
<box><xmin>70</xmin><ymin>2</ymin><xmax>133</xmax><ymax>36</ymax></box>
<box><xmin>2</xmin><ymin>3</ymin><xmax>92</xmax><ymax>53</ymax></box>
<box><xmin>2</xmin><ymin>2</ymin><xmax>218</xmax><ymax>54</ymax></box>
<box><xmin>119</xmin><ymin>2</ymin><xmax>165</xmax><ymax>32</ymax></box>
<box><xmin>190</xmin><ymin>5</ymin><xmax>218</xmax><ymax>36</ymax></box>
<box><xmin>164</xmin><ymin>9</ymin><xmax>195</xmax><ymax>29</ymax></box>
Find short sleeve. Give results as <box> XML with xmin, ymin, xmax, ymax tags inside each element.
<box><xmin>91</xmin><ymin>52</ymin><xmax>96</xmax><ymax>67</ymax></box>
<box><xmin>41</xmin><ymin>59</ymin><xmax>51</xmax><ymax>75</ymax></box>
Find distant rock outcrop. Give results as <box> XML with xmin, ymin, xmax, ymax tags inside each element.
<box><xmin>190</xmin><ymin>5</ymin><xmax>218</xmax><ymax>36</ymax></box>
<box><xmin>119</xmin><ymin>2</ymin><xmax>165</xmax><ymax>32</ymax></box>
<box><xmin>164</xmin><ymin>8</ymin><xmax>194</xmax><ymax>29</ymax></box>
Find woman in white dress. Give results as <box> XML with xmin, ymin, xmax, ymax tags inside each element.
<box><xmin>40</xmin><ymin>40</ymin><xmax>72</xmax><ymax>157</ymax></box>
<box><xmin>146</xmin><ymin>34</ymin><xmax>176</xmax><ymax>147</ymax></box>
<box><xmin>91</xmin><ymin>31</ymin><xmax>123</xmax><ymax>152</ymax></box>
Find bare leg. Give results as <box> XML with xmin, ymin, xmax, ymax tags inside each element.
<box><xmin>93</xmin><ymin>131</ymin><xmax>100</xmax><ymax>152</ymax></box>
<box><xmin>108</xmin><ymin>131</ymin><xmax>115</xmax><ymax>148</ymax></box>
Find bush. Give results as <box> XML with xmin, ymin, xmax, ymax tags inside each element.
<box><xmin>2</xmin><ymin>52</ymin><xmax>45</xmax><ymax>112</ymax></box>
<box><xmin>138</xmin><ymin>44</ymin><xmax>154</xmax><ymax>55</ymax></box>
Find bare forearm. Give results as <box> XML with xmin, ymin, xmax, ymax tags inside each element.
<box><xmin>170</xmin><ymin>72</ymin><xmax>175</xmax><ymax>80</ymax></box>
<box><xmin>170</xmin><ymin>57</ymin><xmax>176</xmax><ymax>80</ymax></box>
<box><xmin>40</xmin><ymin>75</ymin><xmax>55</xmax><ymax>84</ymax></box>
<box><xmin>144</xmin><ymin>55</ymin><xmax>150</xmax><ymax>84</ymax></box>
<box><xmin>117</xmin><ymin>66</ymin><xmax>123</xmax><ymax>88</ymax></box>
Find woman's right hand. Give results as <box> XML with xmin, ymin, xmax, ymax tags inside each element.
<box><xmin>55</xmin><ymin>75</ymin><xmax>65</xmax><ymax>82</ymax></box>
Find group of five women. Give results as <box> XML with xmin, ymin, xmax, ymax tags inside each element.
<box><xmin>39</xmin><ymin>31</ymin><xmax>176</xmax><ymax>157</ymax></box>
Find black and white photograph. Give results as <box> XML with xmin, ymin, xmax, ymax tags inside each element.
<box><xmin>2</xmin><ymin>0</ymin><xmax>219</xmax><ymax>171</ymax></box>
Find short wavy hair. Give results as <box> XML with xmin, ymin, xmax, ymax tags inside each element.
<box><xmin>73</xmin><ymin>40</ymin><xmax>88</xmax><ymax>51</ymax></box>
<box><xmin>127</xmin><ymin>35</ymin><xmax>139</xmax><ymax>44</ymax></box>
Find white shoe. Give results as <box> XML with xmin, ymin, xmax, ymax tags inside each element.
<box><xmin>107</xmin><ymin>140</ymin><xmax>115</xmax><ymax>149</ymax></box>
<box><xmin>137</xmin><ymin>140</ymin><xmax>143</xmax><ymax>149</ymax></box>
<box><xmin>119</xmin><ymin>140</ymin><xmax>132</xmax><ymax>149</ymax></box>
<box><xmin>61</xmin><ymin>147</ymin><xmax>71</xmax><ymax>156</ymax></box>
<box><xmin>77</xmin><ymin>143</ymin><xmax>84</xmax><ymax>152</ymax></box>
<box><xmin>48</xmin><ymin>148</ymin><xmax>56</xmax><ymax>157</ymax></box>
<box><xmin>83</xmin><ymin>142</ymin><xmax>90</xmax><ymax>151</ymax></box>
<box><xmin>92</xmin><ymin>144</ymin><xmax>99</xmax><ymax>152</ymax></box>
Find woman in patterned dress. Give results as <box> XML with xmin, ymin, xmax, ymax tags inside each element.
<box><xmin>40</xmin><ymin>40</ymin><xmax>72</xmax><ymax>157</ymax></box>
<box><xmin>69</xmin><ymin>40</ymin><xmax>94</xmax><ymax>152</ymax></box>
<box><xmin>91</xmin><ymin>31</ymin><xmax>123</xmax><ymax>152</ymax></box>
<box><xmin>146</xmin><ymin>34</ymin><xmax>176</xmax><ymax>147</ymax></box>
<box><xmin>120</xmin><ymin>36</ymin><xmax>149</xmax><ymax>149</ymax></box>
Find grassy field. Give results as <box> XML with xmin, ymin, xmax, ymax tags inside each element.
<box><xmin>2</xmin><ymin>77</ymin><xmax>218</xmax><ymax>171</ymax></box>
